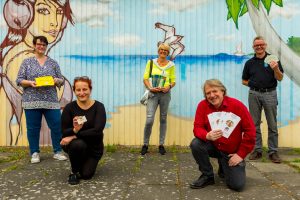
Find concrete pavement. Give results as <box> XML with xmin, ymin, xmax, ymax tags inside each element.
<box><xmin>0</xmin><ymin>147</ymin><xmax>299</xmax><ymax>200</ymax></box>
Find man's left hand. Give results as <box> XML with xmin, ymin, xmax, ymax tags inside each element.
<box><xmin>269</xmin><ymin>61</ymin><xmax>279</xmax><ymax>70</ymax></box>
<box><xmin>228</xmin><ymin>153</ymin><xmax>243</xmax><ymax>167</ymax></box>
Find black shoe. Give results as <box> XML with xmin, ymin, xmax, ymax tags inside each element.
<box><xmin>269</xmin><ymin>152</ymin><xmax>281</xmax><ymax>164</ymax></box>
<box><xmin>158</xmin><ymin>145</ymin><xmax>166</xmax><ymax>155</ymax></box>
<box><xmin>140</xmin><ymin>145</ymin><xmax>148</xmax><ymax>155</ymax></box>
<box><xmin>190</xmin><ymin>175</ymin><xmax>215</xmax><ymax>189</ymax></box>
<box><xmin>218</xmin><ymin>167</ymin><xmax>224</xmax><ymax>179</ymax></box>
<box><xmin>68</xmin><ymin>173</ymin><xmax>79</xmax><ymax>185</ymax></box>
<box><xmin>249</xmin><ymin>151</ymin><xmax>262</xmax><ymax>160</ymax></box>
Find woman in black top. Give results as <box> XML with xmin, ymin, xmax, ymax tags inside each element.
<box><xmin>60</xmin><ymin>76</ymin><xmax>106</xmax><ymax>185</ymax></box>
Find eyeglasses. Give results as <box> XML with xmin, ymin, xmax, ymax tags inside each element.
<box><xmin>74</xmin><ymin>76</ymin><xmax>90</xmax><ymax>81</ymax></box>
<box><xmin>253</xmin><ymin>44</ymin><xmax>266</xmax><ymax>48</ymax></box>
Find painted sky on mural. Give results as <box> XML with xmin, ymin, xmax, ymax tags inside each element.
<box><xmin>0</xmin><ymin>0</ymin><xmax>299</xmax><ymax>56</ymax></box>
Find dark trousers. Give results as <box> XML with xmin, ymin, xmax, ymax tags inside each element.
<box><xmin>190</xmin><ymin>137</ymin><xmax>246</xmax><ymax>191</ymax></box>
<box><xmin>62</xmin><ymin>139</ymin><xmax>101</xmax><ymax>180</ymax></box>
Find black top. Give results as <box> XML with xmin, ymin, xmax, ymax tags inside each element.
<box><xmin>242</xmin><ymin>53</ymin><xmax>284</xmax><ymax>89</ymax></box>
<box><xmin>61</xmin><ymin>100</ymin><xmax>106</xmax><ymax>159</ymax></box>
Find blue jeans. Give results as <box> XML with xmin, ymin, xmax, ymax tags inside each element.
<box><xmin>25</xmin><ymin>109</ymin><xmax>62</xmax><ymax>155</ymax></box>
<box><xmin>248</xmin><ymin>89</ymin><xmax>278</xmax><ymax>154</ymax></box>
<box><xmin>190</xmin><ymin>138</ymin><xmax>246</xmax><ymax>191</ymax></box>
<box><xmin>143</xmin><ymin>91</ymin><xmax>171</xmax><ymax>145</ymax></box>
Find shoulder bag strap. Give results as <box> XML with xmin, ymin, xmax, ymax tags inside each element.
<box><xmin>149</xmin><ymin>59</ymin><xmax>153</xmax><ymax>77</ymax></box>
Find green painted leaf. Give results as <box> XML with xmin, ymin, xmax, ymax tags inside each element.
<box><xmin>272</xmin><ymin>0</ymin><xmax>283</xmax><ymax>7</ymax></box>
<box><xmin>262</xmin><ymin>0</ymin><xmax>272</xmax><ymax>14</ymax></box>
<box><xmin>227</xmin><ymin>11</ymin><xmax>232</xmax><ymax>20</ymax></box>
<box><xmin>226</xmin><ymin>0</ymin><xmax>241</xmax><ymax>28</ymax></box>
<box><xmin>251</xmin><ymin>0</ymin><xmax>259</xmax><ymax>8</ymax></box>
<box><xmin>239</xmin><ymin>2</ymin><xmax>248</xmax><ymax>17</ymax></box>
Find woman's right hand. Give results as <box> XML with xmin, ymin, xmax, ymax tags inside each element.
<box><xmin>73</xmin><ymin>116</ymin><xmax>83</xmax><ymax>133</ymax></box>
<box><xmin>29</xmin><ymin>81</ymin><xmax>37</xmax><ymax>87</ymax></box>
<box><xmin>21</xmin><ymin>80</ymin><xmax>36</xmax><ymax>88</ymax></box>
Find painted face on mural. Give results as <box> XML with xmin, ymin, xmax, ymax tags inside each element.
<box><xmin>205</xmin><ymin>85</ymin><xmax>224</xmax><ymax>109</ymax></box>
<box><xmin>74</xmin><ymin>81</ymin><xmax>91</xmax><ymax>103</ymax></box>
<box><xmin>28</xmin><ymin>0</ymin><xmax>64</xmax><ymax>44</ymax></box>
<box><xmin>253</xmin><ymin>39</ymin><xmax>267</xmax><ymax>56</ymax></box>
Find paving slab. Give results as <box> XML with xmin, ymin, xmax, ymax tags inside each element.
<box><xmin>0</xmin><ymin>148</ymin><xmax>299</xmax><ymax>200</ymax></box>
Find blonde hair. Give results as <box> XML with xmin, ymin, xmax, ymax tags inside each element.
<box><xmin>203</xmin><ymin>79</ymin><xmax>227</xmax><ymax>97</ymax></box>
<box><xmin>158</xmin><ymin>43</ymin><xmax>171</xmax><ymax>52</ymax></box>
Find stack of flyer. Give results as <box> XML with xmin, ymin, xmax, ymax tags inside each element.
<box><xmin>151</xmin><ymin>75</ymin><xmax>166</xmax><ymax>88</ymax></box>
<box><xmin>208</xmin><ymin>112</ymin><xmax>241</xmax><ymax>138</ymax></box>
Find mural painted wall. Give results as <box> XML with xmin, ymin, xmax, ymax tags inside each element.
<box><xmin>0</xmin><ymin>0</ymin><xmax>299</xmax><ymax>147</ymax></box>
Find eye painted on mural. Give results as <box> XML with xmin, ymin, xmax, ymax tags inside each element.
<box><xmin>57</xmin><ymin>8</ymin><xmax>63</xmax><ymax>15</ymax></box>
<box><xmin>37</xmin><ymin>7</ymin><xmax>50</xmax><ymax>15</ymax></box>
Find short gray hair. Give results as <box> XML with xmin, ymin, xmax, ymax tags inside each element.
<box><xmin>203</xmin><ymin>79</ymin><xmax>227</xmax><ymax>97</ymax></box>
<box><xmin>253</xmin><ymin>36</ymin><xmax>265</xmax><ymax>44</ymax></box>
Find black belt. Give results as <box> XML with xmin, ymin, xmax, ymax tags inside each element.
<box><xmin>250</xmin><ymin>87</ymin><xmax>276</xmax><ymax>93</ymax></box>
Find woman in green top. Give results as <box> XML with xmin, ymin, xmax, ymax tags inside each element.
<box><xmin>141</xmin><ymin>43</ymin><xmax>176</xmax><ymax>155</ymax></box>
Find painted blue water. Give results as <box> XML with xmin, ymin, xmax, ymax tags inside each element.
<box><xmin>60</xmin><ymin>54</ymin><xmax>300</xmax><ymax>127</ymax></box>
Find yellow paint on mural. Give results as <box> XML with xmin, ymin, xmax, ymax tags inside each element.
<box><xmin>104</xmin><ymin>104</ymin><xmax>194</xmax><ymax>146</ymax></box>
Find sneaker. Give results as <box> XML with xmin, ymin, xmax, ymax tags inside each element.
<box><xmin>269</xmin><ymin>152</ymin><xmax>281</xmax><ymax>164</ymax></box>
<box><xmin>68</xmin><ymin>173</ymin><xmax>80</xmax><ymax>185</ymax></box>
<box><xmin>158</xmin><ymin>145</ymin><xmax>166</xmax><ymax>155</ymax></box>
<box><xmin>31</xmin><ymin>152</ymin><xmax>40</xmax><ymax>164</ymax></box>
<box><xmin>248</xmin><ymin>151</ymin><xmax>262</xmax><ymax>160</ymax></box>
<box><xmin>140</xmin><ymin>145</ymin><xmax>148</xmax><ymax>155</ymax></box>
<box><xmin>53</xmin><ymin>152</ymin><xmax>68</xmax><ymax>161</ymax></box>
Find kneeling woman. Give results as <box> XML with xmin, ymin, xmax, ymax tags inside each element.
<box><xmin>60</xmin><ymin>76</ymin><xmax>106</xmax><ymax>185</ymax></box>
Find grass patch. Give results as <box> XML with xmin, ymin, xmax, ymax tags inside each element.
<box><xmin>0</xmin><ymin>147</ymin><xmax>28</xmax><ymax>163</ymax></box>
<box><xmin>134</xmin><ymin>156</ymin><xmax>144</xmax><ymax>172</ymax></box>
<box><xmin>1</xmin><ymin>164</ymin><xmax>19</xmax><ymax>173</ymax></box>
<box><xmin>292</xmin><ymin>159</ymin><xmax>300</xmax><ymax>163</ymax></box>
<box><xmin>105</xmin><ymin>144</ymin><xmax>117</xmax><ymax>153</ymax></box>
<box><xmin>291</xmin><ymin>148</ymin><xmax>300</xmax><ymax>155</ymax></box>
<box><xmin>261</xmin><ymin>157</ymin><xmax>268</xmax><ymax>162</ymax></box>
<box><xmin>285</xmin><ymin>162</ymin><xmax>300</xmax><ymax>173</ymax></box>
<box><xmin>171</xmin><ymin>153</ymin><xmax>178</xmax><ymax>162</ymax></box>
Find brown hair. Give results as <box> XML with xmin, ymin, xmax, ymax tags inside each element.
<box><xmin>73</xmin><ymin>76</ymin><xmax>92</xmax><ymax>91</ymax></box>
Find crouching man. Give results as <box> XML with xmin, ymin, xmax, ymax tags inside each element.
<box><xmin>190</xmin><ymin>79</ymin><xmax>255</xmax><ymax>191</ymax></box>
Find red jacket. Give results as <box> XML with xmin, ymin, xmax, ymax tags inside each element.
<box><xmin>193</xmin><ymin>96</ymin><xmax>255</xmax><ymax>159</ymax></box>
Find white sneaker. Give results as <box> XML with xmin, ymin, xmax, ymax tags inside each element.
<box><xmin>31</xmin><ymin>152</ymin><xmax>40</xmax><ymax>164</ymax></box>
<box><xmin>53</xmin><ymin>152</ymin><xmax>68</xmax><ymax>161</ymax></box>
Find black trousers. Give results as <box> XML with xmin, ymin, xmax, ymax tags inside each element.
<box><xmin>190</xmin><ymin>137</ymin><xmax>246</xmax><ymax>191</ymax></box>
<box><xmin>62</xmin><ymin>138</ymin><xmax>102</xmax><ymax>180</ymax></box>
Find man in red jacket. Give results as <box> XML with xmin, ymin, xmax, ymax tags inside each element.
<box><xmin>190</xmin><ymin>79</ymin><xmax>255</xmax><ymax>191</ymax></box>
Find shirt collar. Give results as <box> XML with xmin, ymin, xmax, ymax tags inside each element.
<box><xmin>254</xmin><ymin>52</ymin><xmax>269</xmax><ymax>60</ymax></box>
<box><xmin>207</xmin><ymin>96</ymin><xmax>229</xmax><ymax>110</ymax></box>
